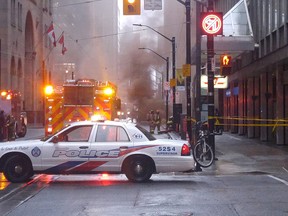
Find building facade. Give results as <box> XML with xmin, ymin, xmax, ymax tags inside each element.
<box><xmin>0</xmin><ymin>0</ymin><xmax>54</xmax><ymax>125</ymax></box>
<box><xmin>214</xmin><ymin>0</ymin><xmax>288</xmax><ymax>145</ymax></box>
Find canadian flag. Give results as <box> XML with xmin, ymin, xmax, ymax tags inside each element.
<box><xmin>46</xmin><ymin>23</ymin><xmax>56</xmax><ymax>47</ymax></box>
<box><xmin>58</xmin><ymin>33</ymin><xmax>67</xmax><ymax>55</ymax></box>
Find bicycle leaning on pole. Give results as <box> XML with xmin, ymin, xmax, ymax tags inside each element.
<box><xmin>192</xmin><ymin>121</ymin><xmax>221</xmax><ymax>168</ymax></box>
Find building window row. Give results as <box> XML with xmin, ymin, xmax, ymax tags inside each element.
<box><xmin>10</xmin><ymin>0</ymin><xmax>23</xmax><ymax>32</ymax></box>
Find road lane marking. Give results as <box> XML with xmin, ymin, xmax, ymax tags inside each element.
<box><xmin>268</xmin><ymin>175</ymin><xmax>288</xmax><ymax>186</ymax></box>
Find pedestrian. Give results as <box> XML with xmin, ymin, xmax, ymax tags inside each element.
<box><xmin>214</xmin><ymin>108</ymin><xmax>222</xmax><ymax>134</ymax></box>
<box><xmin>147</xmin><ymin>110</ymin><xmax>156</xmax><ymax>134</ymax></box>
<box><xmin>6</xmin><ymin>115</ymin><xmax>16</xmax><ymax>141</ymax></box>
<box><xmin>0</xmin><ymin>110</ymin><xmax>5</xmax><ymax>141</ymax></box>
<box><xmin>155</xmin><ymin>110</ymin><xmax>161</xmax><ymax>134</ymax></box>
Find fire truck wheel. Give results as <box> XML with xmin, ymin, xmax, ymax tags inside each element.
<box><xmin>17</xmin><ymin>124</ymin><xmax>27</xmax><ymax>138</ymax></box>
<box><xmin>123</xmin><ymin>155</ymin><xmax>154</xmax><ymax>183</ymax></box>
<box><xmin>3</xmin><ymin>155</ymin><xmax>33</xmax><ymax>183</ymax></box>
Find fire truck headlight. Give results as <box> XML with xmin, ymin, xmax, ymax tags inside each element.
<box><xmin>45</xmin><ymin>85</ymin><xmax>54</xmax><ymax>95</ymax></box>
<box><xmin>103</xmin><ymin>87</ymin><xmax>114</xmax><ymax>96</ymax></box>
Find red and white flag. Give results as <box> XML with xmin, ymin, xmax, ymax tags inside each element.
<box><xmin>58</xmin><ymin>33</ymin><xmax>67</xmax><ymax>55</ymax></box>
<box><xmin>46</xmin><ymin>23</ymin><xmax>56</xmax><ymax>47</ymax></box>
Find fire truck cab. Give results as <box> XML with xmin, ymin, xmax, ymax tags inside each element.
<box><xmin>44</xmin><ymin>79</ymin><xmax>121</xmax><ymax>136</ymax></box>
<box><xmin>0</xmin><ymin>90</ymin><xmax>27</xmax><ymax>140</ymax></box>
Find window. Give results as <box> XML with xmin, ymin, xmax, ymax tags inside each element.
<box><xmin>17</xmin><ymin>2</ymin><xmax>22</xmax><ymax>31</ymax></box>
<box><xmin>95</xmin><ymin>125</ymin><xmax>129</xmax><ymax>142</ymax></box>
<box><xmin>11</xmin><ymin>0</ymin><xmax>16</xmax><ymax>27</ymax></box>
<box><xmin>57</xmin><ymin>125</ymin><xmax>92</xmax><ymax>142</ymax></box>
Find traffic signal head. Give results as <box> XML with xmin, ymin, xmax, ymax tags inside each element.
<box><xmin>220</xmin><ymin>55</ymin><xmax>232</xmax><ymax>76</ymax></box>
<box><xmin>123</xmin><ymin>0</ymin><xmax>141</xmax><ymax>15</ymax></box>
<box><xmin>221</xmin><ymin>55</ymin><xmax>232</xmax><ymax>67</ymax></box>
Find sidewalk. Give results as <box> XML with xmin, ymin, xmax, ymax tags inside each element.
<box><xmin>168</xmin><ymin>131</ymin><xmax>288</xmax><ymax>176</ymax></box>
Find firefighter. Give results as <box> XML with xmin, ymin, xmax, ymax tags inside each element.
<box><xmin>0</xmin><ymin>110</ymin><xmax>5</xmax><ymax>141</ymax></box>
<box><xmin>155</xmin><ymin>110</ymin><xmax>161</xmax><ymax>134</ymax></box>
<box><xmin>6</xmin><ymin>115</ymin><xmax>16</xmax><ymax>141</ymax></box>
<box><xmin>147</xmin><ymin>110</ymin><xmax>156</xmax><ymax>134</ymax></box>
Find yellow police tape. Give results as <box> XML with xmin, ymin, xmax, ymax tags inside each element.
<box><xmin>182</xmin><ymin>116</ymin><xmax>288</xmax><ymax>133</ymax></box>
<box><xmin>206</xmin><ymin>116</ymin><xmax>288</xmax><ymax>132</ymax></box>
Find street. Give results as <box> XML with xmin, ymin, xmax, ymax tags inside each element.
<box><xmin>0</xmin><ymin>126</ymin><xmax>288</xmax><ymax>216</ymax></box>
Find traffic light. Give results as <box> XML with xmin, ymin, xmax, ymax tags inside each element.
<box><xmin>220</xmin><ymin>55</ymin><xmax>232</xmax><ymax>76</ymax></box>
<box><xmin>123</xmin><ymin>0</ymin><xmax>141</xmax><ymax>15</ymax></box>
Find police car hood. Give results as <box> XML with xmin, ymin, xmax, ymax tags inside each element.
<box><xmin>0</xmin><ymin>139</ymin><xmax>44</xmax><ymax>148</ymax></box>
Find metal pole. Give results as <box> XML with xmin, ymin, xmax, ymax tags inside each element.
<box><xmin>185</xmin><ymin>0</ymin><xmax>192</xmax><ymax>143</ymax></box>
<box><xmin>166</xmin><ymin>57</ymin><xmax>169</xmax><ymax>130</ymax></box>
<box><xmin>207</xmin><ymin>0</ymin><xmax>215</xmax><ymax>157</ymax></box>
<box><xmin>138</xmin><ymin>48</ymin><xmax>169</xmax><ymax>129</ymax></box>
<box><xmin>172</xmin><ymin>37</ymin><xmax>176</xmax><ymax>114</ymax></box>
<box><xmin>133</xmin><ymin>24</ymin><xmax>176</xmax><ymax>125</ymax></box>
<box><xmin>195</xmin><ymin>1</ymin><xmax>201</xmax><ymax>123</ymax></box>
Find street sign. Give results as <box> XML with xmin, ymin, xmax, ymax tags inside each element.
<box><xmin>201</xmin><ymin>75</ymin><xmax>228</xmax><ymax>89</ymax></box>
<box><xmin>201</xmin><ymin>12</ymin><xmax>223</xmax><ymax>35</ymax></box>
<box><xmin>183</xmin><ymin>64</ymin><xmax>191</xmax><ymax>77</ymax></box>
<box><xmin>144</xmin><ymin>0</ymin><xmax>162</xmax><ymax>10</ymax></box>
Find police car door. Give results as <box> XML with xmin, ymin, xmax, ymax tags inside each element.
<box><xmin>90</xmin><ymin>124</ymin><xmax>131</xmax><ymax>172</ymax></box>
<box><xmin>41</xmin><ymin>125</ymin><xmax>93</xmax><ymax>173</ymax></box>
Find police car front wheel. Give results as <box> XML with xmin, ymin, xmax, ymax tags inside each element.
<box><xmin>3</xmin><ymin>155</ymin><xmax>33</xmax><ymax>183</ymax></box>
<box><xmin>124</xmin><ymin>155</ymin><xmax>154</xmax><ymax>183</ymax></box>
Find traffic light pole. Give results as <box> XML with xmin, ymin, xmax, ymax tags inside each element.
<box><xmin>133</xmin><ymin>24</ymin><xmax>176</xmax><ymax>124</ymax></box>
<box><xmin>138</xmin><ymin>48</ymin><xmax>170</xmax><ymax>130</ymax></box>
<box><xmin>177</xmin><ymin>0</ymin><xmax>192</xmax><ymax>143</ymax></box>
<box><xmin>207</xmin><ymin>0</ymin><xmax>216</xmax><ymax>157</ymax></box>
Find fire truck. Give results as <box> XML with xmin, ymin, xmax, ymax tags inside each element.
<box><xmin>44</xmin><ymin>79</ymin><xmax>121</xmax><ymax>135</ymax></box>
<box><xmin>0</xmin><ymin>90</ymin><xmax>27</xmax><ymax>140</ymax></box>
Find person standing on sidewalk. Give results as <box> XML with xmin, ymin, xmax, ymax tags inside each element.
<box><xmin>0</xmin><ymin>110</ymin><xmax>5</xmax><ymax>141</ymax></box>
<box><xmin>155</xmin><ymin>110</ymin><xmax>161</xmax><ymax>134</ymax></box>
<box><xmin>147</xmin><ymin>110</ymin><xmax>156</xmax><ymax>134</ymax></box>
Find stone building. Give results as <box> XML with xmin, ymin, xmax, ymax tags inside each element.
<box><xmin>0</xmin><ymin>0</ymin><xmax>54</xmax><ymax>125</ymax></box>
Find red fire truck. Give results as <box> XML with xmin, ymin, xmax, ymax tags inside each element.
<box><xmin>44</xmin><ymin>79</ymin><xmax>121</xmax><ymax>135</ymax></box>
<box><xmin>0</xmin><ymin>90</ymin><xmax>27</xmax><ymax>140</ymax></box>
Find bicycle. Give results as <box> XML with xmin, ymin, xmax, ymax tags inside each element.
<box><xmin>192</xmin><ymin>121</ymin><xmax>214</xmax><ymax>168</ymax></box>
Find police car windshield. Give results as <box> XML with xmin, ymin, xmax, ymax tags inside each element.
<box><xmin>40</xmin><ymin>124</ymin><xmax>71</xmax><ymax>141</ymax></box>
<box><xmin>135</xmin><ymin>125</ymin><xmax>156</xmax><ymax>141</ymax></box>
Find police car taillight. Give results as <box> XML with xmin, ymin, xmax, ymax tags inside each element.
<box><xmin>181</xmin><ymin>144</ymin><xmax>191</xmax><ymax>156</ymax></box>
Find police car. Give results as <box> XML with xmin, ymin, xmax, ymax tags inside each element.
<box><xmin>0</xmin><ymin>121</ymin><xmax>195</xmax><ymax>183</ymax></box>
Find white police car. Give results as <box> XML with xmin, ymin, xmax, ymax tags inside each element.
<box><xmin>0</xmin><ymin>121</ymin><xmax>195</xmax><ymax>183</ymax></box>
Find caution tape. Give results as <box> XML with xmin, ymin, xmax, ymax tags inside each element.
<box><xmin>206</xmin><ymin>116</ymin><xmax>288</xmax><ymax>132</ymax></box>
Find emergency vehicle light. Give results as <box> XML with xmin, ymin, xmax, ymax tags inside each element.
<box><xmin>45</xmin><ymin>85</ymin><xmax>54</xmax><ymax>95</ymax></box>
<box><xmin>103</xmin><ymin>87</ymin><xmax>114</xmax><ymax>96</ymax></box>
<box><xmin>0</xmin><ymin>90</ymin><xmax>12</xmax><ymax>100</ymax></box>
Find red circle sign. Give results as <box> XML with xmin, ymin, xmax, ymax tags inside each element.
<box><xmin>201</xmin><ymin>13</ymin><xmax>223</xmax><ymax>35</ymax></box>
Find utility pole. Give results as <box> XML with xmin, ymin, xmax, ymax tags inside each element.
<box><xmin>177</xmin><ymin>0</ymin><xmax>192</xmax><ymax>142</ymax></box>
<box><xmin>207</xmin><ymin>0</ymin><xmax>215</xmax><ymax>157</ymax></box>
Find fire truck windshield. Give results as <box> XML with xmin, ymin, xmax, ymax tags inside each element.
<box><xmin>64</xmin><ymin>86</ymin><xmax>94</xmax><ymax>105</ymax></box>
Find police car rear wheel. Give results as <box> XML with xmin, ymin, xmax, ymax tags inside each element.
<box><xmin>124</xmin><ymin>156</ymin><xmax>153</xmax><ymax>182</ymax></box>
<box><xmin>4</xmin><ymin>155</ymin><xmax>33</xmax><ymax>183</ymax></box>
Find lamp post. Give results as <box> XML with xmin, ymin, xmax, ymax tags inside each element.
<box><xmin>133</xmin><ymin>24</ymin><xmax>176</xmax><ymax>121</ymax></box>
<box><xmin>138</xmin><ymin>47</ymin><xmax>169</xmax><ymax>130</ymax></box>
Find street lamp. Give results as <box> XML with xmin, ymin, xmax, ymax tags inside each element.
<box><xmin>133</xmin><ymin>24</ymin><xmax>176</xmax><ymax>121</ymax></box>
<box><xmin>138</xmin><ymin>47</ymin><xmax>169</xmax><ymax>130</ymax></box>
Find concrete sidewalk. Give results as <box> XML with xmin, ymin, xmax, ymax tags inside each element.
<box><xmin>169</xmin><ymin>130</ymin><xmax>288</xmax><ymax>177</ymax></box>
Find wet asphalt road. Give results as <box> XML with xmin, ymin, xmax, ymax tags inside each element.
<box><xmin>0</xmin><ymin>125</ymin><xmax>288</xmax><ymax>216</ymax></box>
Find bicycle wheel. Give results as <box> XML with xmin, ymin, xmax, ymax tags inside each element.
<box><xmin>193</xmin><ymin>139</ymin><xmax>214</xmax><ymax>168</ymax></box>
